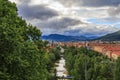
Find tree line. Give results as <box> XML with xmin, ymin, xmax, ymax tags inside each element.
<box><xmin>64</xmin><ymin>46</ymin><xmax>120</xmax><ymax>80</ymax></box>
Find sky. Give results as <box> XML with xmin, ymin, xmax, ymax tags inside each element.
<box><xmin>9</xmin><ymin>0</ymin><xmax>120</xmax><ymax>37</ymax></box>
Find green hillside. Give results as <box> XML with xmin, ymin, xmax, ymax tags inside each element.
<box><xmin>97</xmin><ymin>30</ymin><xmax>120</xmax><ymax>41</ymax></box>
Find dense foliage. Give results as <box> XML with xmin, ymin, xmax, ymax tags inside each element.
<box><xmin>64</xmin><ymin>46</ymin><xmax>115</xmax><ymax>80</ymax></box>
<box><xmin>0</xmin><ymin>0</ymin><xmax>61</xmax><ymax>80</ymax></box>
<box><xmin>115</xmin><ymin>57</ymin><xmax>120</xmax><ymax>80</ymax></box>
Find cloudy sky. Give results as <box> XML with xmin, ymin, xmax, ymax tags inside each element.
<box><xmin>9</xmin><ymin>0</ymin><xmax>120</xmax><ymax>37</ymax></box>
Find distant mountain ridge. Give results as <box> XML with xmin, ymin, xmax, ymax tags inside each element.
<box><xmin>97</xmin><ymin>30</ymin><xmax>120</xmax><ymax>41</ymax></box>
<box><xmin>41</xmin><ymin>34</ymin><xmax>98</xmax><ymax>42</ymax></box>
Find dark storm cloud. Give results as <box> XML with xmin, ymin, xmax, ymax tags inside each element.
<box><xmin>108</xmin><ymin>5</ymin><xmax>120</xmax><ymax>16</ymax></box>
<box><xmin>20</xmin><ymin>0</ymin><xmax>30</xmax><ymax>3</ymax></box>
<box><xmin>39</xmin><ymin>17</ymin><xmax>82</xmax><ymax>30</ymax></box>
<box><xmin>64</xmin><ymin>29</ymin><xmax>82</xmax><ymax>35</ymax></box>
<box><xmin>64</xmin><ymin>28</ymin><xmax>101</xmax><ymax>36</ymax></box>
<box><xmin>14</xmin><ymin>0</ymin><xmax>31</xmax><ymax>5</ymax></box>
<box><xmin>56</xmin><ymin>0</ymin><xmax>120</xmax><ymax>7</ymax></box>
<box><xmin>18</xmin><ymin>4</ymin><xmax>59</xmax><ymax>20</ymax></box>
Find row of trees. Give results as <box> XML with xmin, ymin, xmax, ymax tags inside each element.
<box><xmin>64</xmin><ymin>46</ymin><xmax>116</xmax><ymax>80</ymax></box>
<box><xmin>0</xmin><ymin>0</ymin><xmax>61</xmax><ymax>79</ymax></box>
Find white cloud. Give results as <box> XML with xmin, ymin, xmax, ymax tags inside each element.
<box><xmin>9</xmin><ymin>0</ymin><xmax>120</xmax><ymax>36</ymax></box>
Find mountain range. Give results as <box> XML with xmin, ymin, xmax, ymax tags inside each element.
<box><xmin>42</xmin><ymin>30</ymin><xmax>120</xmax><ymax>42</ymax></box>
<box><xmin>41</xmin><ymin>34</ymin><xmax>98</xmax><ymax>42</ymax></box>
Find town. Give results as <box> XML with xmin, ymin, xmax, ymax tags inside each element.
<box><xmin>48</xmin><ymin>41</ymin><xmax>120</xmax><ymax>60</ymax></box>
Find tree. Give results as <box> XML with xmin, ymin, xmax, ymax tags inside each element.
<box><xmin>115</xmin><ymin>57</ymin><xmax>120</xmax><ymax>80</ymax></box>
<box><xmin>0</xmin><ymin>0</ymin><xmax>52</xmax><ymax>79</ymax></box>
<box><xmin>64</xmin><ymin>47</ymin><xmax>114</xmax><ymax>80</ymax></box>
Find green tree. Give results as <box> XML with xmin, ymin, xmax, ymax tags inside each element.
<box><xmin>64</xmin><ymin>47</ymin><xmax>115</xmax><ymax>80</ymax></box>
<box><xmin>115</xmin><ymin>57</ymin><xmax>120</xmax><ymax>80</ymax></box>
<box><xmin>0</xmin><ymin>0</ymin><xmax>52</xmax><ymax>80</ymax></box>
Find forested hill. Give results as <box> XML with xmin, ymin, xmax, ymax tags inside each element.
<box><xmin>42</xmin><ymin>34</ymin><xmax>89</xmax><ymax>41</ymax></box>
<box><xmin>0</xmin><ymin>0</ymin><xmax>59</xmax><ymax>79</ymax></box>
<box><xmin>96</xmin><ymin>30</ymin><xmax>120</xmax><ymax>41</ymax></box>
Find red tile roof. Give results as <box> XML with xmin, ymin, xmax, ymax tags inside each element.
<box><xmin>112</xmin><ymin>51</ymin><xmax>120</xmax><ymax>56</ymax></box>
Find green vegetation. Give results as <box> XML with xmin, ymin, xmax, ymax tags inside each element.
<box><xmin>0</xmin><ymin>0</ymin><xmax>61</xmax><ymax>80</ymax></box>
<box><xmin>97</xmin><ymin>30</ymin><xmax>120</xmax><ymax>41</ymax></box>
<box><xmin>115</xmin><ymin>57</ymin><xmax>120</xmax><ymax>80</ymax></box>
<box><xmin>1</xmin><ymin>0</ymin><xmax>120</xmax><ymax>80</ymax></box>
<box><xmin>64</xmin><ymin>46</ymin><xmax>115</xmax><ymax>80</ymax></box>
